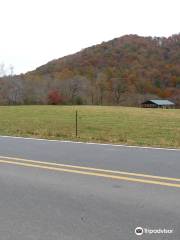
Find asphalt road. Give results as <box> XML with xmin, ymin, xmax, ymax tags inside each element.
<box><xmin>0</xmin><ymin>136</ymin><xmax>180</xmax><ymax>240</ymax></box>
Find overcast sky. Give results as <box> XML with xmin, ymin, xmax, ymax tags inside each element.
<box><xmin>0</xmin><ymin>0</ymin><xmax>179</xmax><ymax>74</ymax></box>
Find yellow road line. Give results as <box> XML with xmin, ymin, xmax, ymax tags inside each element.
<box><xmin>0</xmin><ymin>155</ymin><xmax>180</xmax><ymax>182</ymax></box>
<box><xmin>0</xmin><ymin>159</ymin><xmax>180</xmax><ymax>188</ymax></box>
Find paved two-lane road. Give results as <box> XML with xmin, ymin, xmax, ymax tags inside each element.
<box><xmin>0</xmin><ymin>136</ymin><xmax>179</xmax><ymax>239</ymax></box>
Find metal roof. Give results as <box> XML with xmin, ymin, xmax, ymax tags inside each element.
<box><xmin>146</xmin><ymin>100</ymin><xmax>175</xmax><ymax>105</ymax></box>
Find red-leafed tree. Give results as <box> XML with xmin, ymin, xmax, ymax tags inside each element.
<box><xmin>48</xmin><ymin>90</ymin><xmax>63</xmax><ymax>105</ymax></box>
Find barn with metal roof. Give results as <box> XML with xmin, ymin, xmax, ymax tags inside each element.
<box><xmin>141</xmin><ymin>100</ymin><xmax>175</xmax><ymax>108</ymax></box>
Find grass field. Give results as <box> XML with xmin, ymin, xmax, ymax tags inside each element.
<box><xmin>0</xmin><ymin>105</ymin><xmax>180</xmax><ymax>148</ymax></box>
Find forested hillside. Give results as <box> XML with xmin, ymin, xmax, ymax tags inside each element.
<box><xmin>0</xmin><ymin>34</ymin><xmax>180</xmax><ymax>106</ymax></box>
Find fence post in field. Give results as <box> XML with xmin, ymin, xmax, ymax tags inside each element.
<box><xmin>75</xmin><ymin>110</ymin><xmax>78</xmax><ymax>137</ymax></box>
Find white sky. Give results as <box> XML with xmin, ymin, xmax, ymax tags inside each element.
<box><xmin>0</xmin><ymin>0</ymin><xmax>179</xmax><ymax>74</ymax></box>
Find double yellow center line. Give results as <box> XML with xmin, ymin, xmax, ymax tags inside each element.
<box><xmin>0</xmin><ymin>155</ymin><xmax>180</xmax><ymax>188</ymax></box>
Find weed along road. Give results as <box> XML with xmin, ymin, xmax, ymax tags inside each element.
<box><xmin>0</xmin><ymin>136</ymin><xmax>180</xmax><ymax>239</ymax></box>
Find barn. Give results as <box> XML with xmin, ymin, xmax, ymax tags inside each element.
<box><xmin>141</xmin><ymin>100</ymin><xmax>175</xmax><ymax>108</ymax></box>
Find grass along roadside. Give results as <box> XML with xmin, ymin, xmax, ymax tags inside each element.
<box><xmin>0</xmin><ymin>105</ymin><xmax>179</xmax><ymax>148</ymax></box>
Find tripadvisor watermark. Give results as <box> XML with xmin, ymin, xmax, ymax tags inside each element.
<box><xmin>135</xmin><ymin>226</ymin><xmax>174</xmax><ymax>236</ymax></box>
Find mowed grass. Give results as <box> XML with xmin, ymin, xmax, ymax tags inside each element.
<box><xmin>0</xmin><ymin>105</ymin><xmax>180</xmax><ymax>148</ymax></box>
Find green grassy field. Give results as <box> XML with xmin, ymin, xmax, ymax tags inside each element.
<box><xmin>0</xmin><ymin>105</ymin><xmax>180</xmax><ymax>148</ymax></box>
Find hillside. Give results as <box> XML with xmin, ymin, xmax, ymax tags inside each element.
<box><xmin>1</xmin><ymin>34</ymin><xmax>180</xmax><ymax>105</ymax></box>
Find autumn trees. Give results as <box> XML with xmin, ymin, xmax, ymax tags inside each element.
<box><xmin>0</xmin><ymin>34</ymin><xmax>180</xmax><ymax>106</ymax></box>
<box><xmin>48</xmin><ymin>90</ymin><xmax>63</xmax><ymax>104</ymax></box>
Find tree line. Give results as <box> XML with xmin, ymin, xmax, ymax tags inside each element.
<box><xmin>0</xmin><ymin>34</ymin><xmax>180</xmax><ymax>106</ymax></box>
